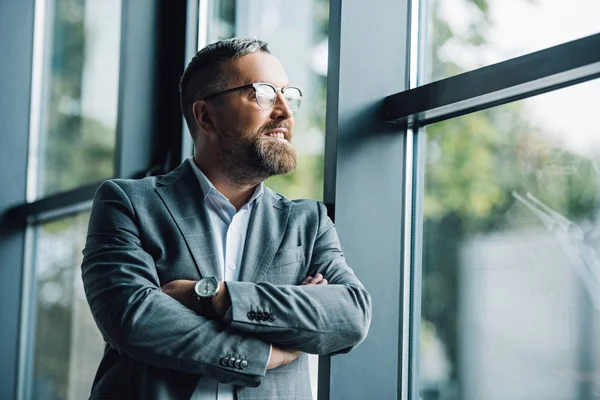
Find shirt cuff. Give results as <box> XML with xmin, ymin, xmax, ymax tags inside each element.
<box><xmin>268</xmin><ymin>344</ymin><xmax>272</xmax><ymax>361</ymax></box>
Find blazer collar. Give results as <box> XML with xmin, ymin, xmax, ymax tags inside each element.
<box><xmin>155</xmin><ymin>162</ymin><xmax>222</xmax><ymax>279</ymax></box>
<box><xmin>239</xmin><ymin>188</ymin><xmax>291</xmax><ymax>282</ymax></box>
<box><xmin>155</xmin><ymin>162</ymin><xmax>292</xmax><ymax>282</ymax></box>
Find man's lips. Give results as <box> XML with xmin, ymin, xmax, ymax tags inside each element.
<box><xmin>264</xmin><ymin>128</ymin><xmax>290</xmax><ymax>143</ymax></box>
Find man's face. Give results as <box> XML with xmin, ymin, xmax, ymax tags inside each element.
<box><xmin>206</xmin><ymin>51</ymin><xmax>298</xmax><ymax>184</ymax></box>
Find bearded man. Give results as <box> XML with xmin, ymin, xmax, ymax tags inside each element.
<box><xmin>81</xmin><ymin>37</ymin><xmax>371</xmax><ymax>400</ymax></box>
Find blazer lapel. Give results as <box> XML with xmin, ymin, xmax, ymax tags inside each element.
<box><xmin>155</xmin><ymin>162</ymin><xmax>222</xmax><ymax>280</ymax></box>
<box><xmin>239</xmin><ymin>189</ymin><xmax>292</xmax><ymax>283</ymax></box>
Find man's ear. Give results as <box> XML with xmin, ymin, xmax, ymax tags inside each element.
<box><xmin>192</xmin><ymin>100</ymin><xmax>216</xmax><ymax>136</ymax></box>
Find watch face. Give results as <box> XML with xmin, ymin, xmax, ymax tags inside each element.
<box><xmin>196</xmin><ymin>277</ymin><xmax>218</xmax><ymax>298</ymax></box>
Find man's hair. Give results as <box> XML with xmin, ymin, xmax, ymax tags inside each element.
<box><xmin>179</xmin><ymin>37</ymin><xmax>270</xmax><ymax>140</ymax></box>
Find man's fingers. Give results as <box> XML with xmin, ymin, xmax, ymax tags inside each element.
<box><xmin>300</xmin><ymin>276</ymin><xmax>313</xmax><ymax>285</ymax></box>
<box><xmin>300</xmin><ymin>274</ymin><xmax>328</xmax><ymax>286</ymax></box>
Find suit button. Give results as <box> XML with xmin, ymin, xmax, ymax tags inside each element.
<box><xmin>221</xmin><ymin>356</ymin><xmax>229</xmax><ymax>366</ymax></box>
<box><xmin>247</xmin><ymin>311</ymin><xmax>256</xmax><ymax>320</ymax></box>
<box><xmin>228</xmin><ymin>357</ymin><xmax>236</xmax><ymax>367</ymax></box>
<box><xmin>234</xmin><ymin>359</ymin><xmax>242</xmax><ymax>369</ymax></box>
<box><xmin>268</xmin><ymin>313</ymin><xmax>276</xmax><ymax>322</ymax></box>
<box><xmin>240</xmin><ymin>360</ymin><xmax>248</xmax><ymax>369</ymax></box>
<box><xmin>261</xmin><ymin>312</ymin><xmax>269</xmax><ymax>321</ymax></box>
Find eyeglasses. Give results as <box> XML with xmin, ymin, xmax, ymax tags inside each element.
<box><xmin>203</xmin><ymin>82</ymin><xmax>303</xmax><ymax>112</ymax></box>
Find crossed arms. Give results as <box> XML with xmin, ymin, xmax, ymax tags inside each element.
<box><xmin>81</xmin><ymin>180</ymin><xmax>371</xmax><ymax>387</ymax></box>
<box><xmin>160</xmin><ymin>274</ymin><xmax>329</xmax><ymax>369</ymax></box>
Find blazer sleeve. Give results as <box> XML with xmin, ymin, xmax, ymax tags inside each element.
<box><xmin>224</xmin><ymin>202</ymin><xmax>372</xmax><ymax>355</ymax></box>
<box><xmin>81</xmin><ymin>180</ymin><xmax>270</xmax><ymax>387</ymax></box>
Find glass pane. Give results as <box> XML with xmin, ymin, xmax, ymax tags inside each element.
<box><xmin>423</xmin><ymin>0</ymin><xmax>600</xmax><ymax>83</ymax></box>
<box><xmin>205</xmin><ymin>0</ymin><xmax>328</xmax><ymax>202</ymax></box>
<box><xmin>206</xmin><ymin>0</ymin><xmax>236</xmax><ymax>43</ymax></box>
<box><xmin>204</xmin><ymin>2</ymin><xmax>329</xmax><ymax>397</ymax></box>
<box><xmin>33</xmin><ymin>0</ymin><xmax>121</xmax><ymax>197</ymax></box>
<box><xmin>420</xmin><ymin>79</ymin><xmax>600</xmax><ymax>400</ymax></box>
<box><xmin>30</xmin><ymin>212</ymin><xmax>104</xmax><ymax>400</ymax></box>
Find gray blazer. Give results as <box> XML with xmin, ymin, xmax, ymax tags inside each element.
<box><xmin>81</xmin><ymin>161</ymin><xmax>371</xmax><ymax>400</ymax></box>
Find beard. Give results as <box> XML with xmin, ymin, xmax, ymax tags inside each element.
<box><xmin>215</xmin><ymin>121</ymin><xmax>298</xmax><ymax>186</ymax></box>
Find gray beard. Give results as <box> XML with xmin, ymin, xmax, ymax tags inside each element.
<box><xmin>215</xmin><ymin>132</ymin><xmax>298</xmax><ymax>186</ymax></box>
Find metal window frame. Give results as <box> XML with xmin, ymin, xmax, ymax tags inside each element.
<box><xmin>384</xmin><ymin>33</ymin><xmax>600</xmax><ymax>129</ymax></box>
<box><xmin>323</xmin><ymin>0</ymin><xmax>410</xmax><ymax>399</ymax></box>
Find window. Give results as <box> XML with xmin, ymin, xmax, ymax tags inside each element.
<box><xmin>30</xmin><ymin>0</ymin><xmax>122</xmax><ymax>198</ymax></box>
<box><xmin>28</xmin><ymin>213</ymin><xmax>103</xmax><ymax>400</ymax></box>
<box><xmin>201</xmin><ymin>0</ymin><xmax>329</xmax><ymax>201</ymax></box>
<box><xmin>420</xmin><ymin>79</ymin><xmax>600</xmax><ymax>400</ymax></box>
<box><xmin>384</xmin><ymin>1</ymin><xmax>600</xmax><ymax>399</ymax></box>
<box><xmin>201</xmin><ymin>1</ymin><xmax>329</xmax><ymax>397</ymax></box>
<box><xmin>20</xmin><ymin>1</ymin><xmax>122</xmax><ymax>398</ymax></box>
<box><xmin>424</xmin><ymin>0</ymin><xmax>600</xmax><ymax>83</ymax></box>
<box><xmin>14</xmin><ymin>0</ymin><xmax>169</xmax><ymax>398</ymax></box>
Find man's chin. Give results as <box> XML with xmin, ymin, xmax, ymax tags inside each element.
<box><xmin>265</xmin><ymin>154</ymin><xmax>298</xmax><ymax>176</ymax></box>
<box><xmin>258</xmin><ymin>143</ymin><xmax>298</xmax><ymax>176</ymax></box>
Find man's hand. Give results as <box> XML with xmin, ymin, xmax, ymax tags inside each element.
<box><xmin>161</xmin><ymin>279</ymin><xmax>231</xmax><ymax>319</ymax></box>
<box><xmin>267</xmin><ymin>346</ymin><xmax>302</xmax><ymax>370</ymax></box>
<box><xmin>267</xmin><ymin>273</ymin><xmax>325</xmax><ymax>370</ymax></box>
<box><xmin>161</xmin><ymin>279</ymin><xmax>200</xmax><ymax>313</ymax></box>
<box><xmin>212</xmin><ymin>281</ymin><xmax>231</xmax><ymax>318</ymax></box>
<box><xmin>300</xmin><ymin>273</ymin><xmax>328</xmax><ymax>285</ymax></box>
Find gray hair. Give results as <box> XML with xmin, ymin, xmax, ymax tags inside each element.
<box><xmin>179</xmin><ymin>37</ymin><xmax>270</xmax><ymax>140</ymax></box>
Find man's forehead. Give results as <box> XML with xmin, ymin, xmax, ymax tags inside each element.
<box><xmin>226</xmin><ymin>52</ymin><xmax>289</xmax><ymax>87</ymax></box>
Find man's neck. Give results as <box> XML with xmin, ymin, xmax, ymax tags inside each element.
<box><xmin>193</xmin><ymin>156</ymin><xmax>259</xmax><ymax>211</ymax></box>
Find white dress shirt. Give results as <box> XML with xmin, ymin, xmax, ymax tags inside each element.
<box><xmin>189</xmin><ymin>158</ymin><xmax>265</xmax><ymax>400</ymax></box>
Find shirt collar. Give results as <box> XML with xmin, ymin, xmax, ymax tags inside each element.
<box><xmin>187</xmin><ymin>157</ymin><xmax>264</xmax><ymax>207</ymax></box>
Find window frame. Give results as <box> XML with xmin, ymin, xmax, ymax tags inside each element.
<box><xmin>0</xmin><ymin>0</ymin><xmax>189</xmax><ymax>398</ymax></box>
<box><xmin>383</xmin><ymin>2</ymin><xmax>600</xmax><ymax>400</ymax></box>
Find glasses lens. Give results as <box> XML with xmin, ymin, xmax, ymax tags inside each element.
<box><xmin>283</xmin><ymin>87</ymin><xmax>302</xmax><ymax>111</ymax></box>
<box><xmin>255</xmin><ymin>84</ymin><xmax>276</xmax><ymax>109</ymax></box>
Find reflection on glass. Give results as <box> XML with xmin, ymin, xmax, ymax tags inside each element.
<box><xmin>30</xmin><ymin>213</ymin><xmax>104</xmax><ymax>400</ymax></box>
<box><xmin>206</xmin><ymin>0</ymin><xmax>328</xmax><ymax>201</ymax></box>
<box><xmin>206</xmin><ymin>0</ymin><xmax>236</xmax><ymax>43</ymax></box>
<box><xmin>420</xmin><ymin>79</ymin><xmax>600</xmax><ymax>400</ymax></box>
<box><xmin>34</xmin><ymin>0</ymin><xmax>121</xmax><ymax>197</ymax></box>
<box><xmin>424</xmin><ymin>0</ymin><xmax>600</xmax><ymax>83</ymax></box>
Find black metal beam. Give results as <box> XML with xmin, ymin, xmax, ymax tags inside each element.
<box><xmin>323</xmin><ymin>0</ymin><xmax>409</xmax><ymax>398</ymax></box>
<box><xmin>153</xmin><ymin>0</ymin><xmax>187</xmax><ymax>173</ymax></box>
<box><xmin>384</xmin><ymin>33</ymin><xmax>600</xmax><ymax>128</ymax></box>
<box><xmin>7</xmin><ymin>182</ymin><xmax>100</xmax><ymax>223</ymax></box>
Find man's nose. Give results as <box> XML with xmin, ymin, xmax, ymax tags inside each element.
<box><xmin>270</xmin><ymin>92</ymin><xmax>293</xmax><ymax>120</ymax></box>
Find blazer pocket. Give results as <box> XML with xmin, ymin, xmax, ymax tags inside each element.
<box><xmin>270</xmin><ymin>246</ymin><xmax>305</xmax><ymax>269</ymax></box>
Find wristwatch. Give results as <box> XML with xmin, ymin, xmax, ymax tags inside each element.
<box><xmin>194</xmin><ymin>277</ymin><xmax>220</xmax><ymax>318</ymax></box>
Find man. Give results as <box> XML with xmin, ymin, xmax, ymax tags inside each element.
<box><xmin>81</xmin><ymin>37</ymin><xmax>371</xmax><ymax>400</ymax></box>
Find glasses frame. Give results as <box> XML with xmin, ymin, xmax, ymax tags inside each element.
<box><xmin>202</xmin><ymin>82</ymin><xmax>303</xmax><ymax>111</ymax></box>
